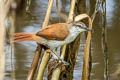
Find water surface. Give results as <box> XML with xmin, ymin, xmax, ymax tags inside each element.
<box><xmin>6</xmin><ymin>0</ymin><xmax>120</xmax><ymax>80</ymax></box>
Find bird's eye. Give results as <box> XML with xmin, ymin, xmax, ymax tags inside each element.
<box><xmin>74</xmin><ymin>24</ymin><xmax>82</xmax><ymax>28</ymax></box>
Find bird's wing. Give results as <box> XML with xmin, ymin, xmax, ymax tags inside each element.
<box><xmin>36</xmin><ymin>23</ymin><xmax>70</xmax><ymax>40</ymax></box>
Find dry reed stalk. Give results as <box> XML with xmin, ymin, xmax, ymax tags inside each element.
<box><xmin>67</xmin><ymin>0</ymin><xmax>76</xmax><ymax>22</ymax></box>
<box><xmin>26</xmin><ymin>46</ymin><xmax>42</xmax><ymax>80</ymax></box>
<box><xmin>42</xmin><ymin>0</ymin><xmax>54</xmax><ymax>28</ymax></box>
<box><xmin>51</xmin><ymin>0</ymin><xmax>76</xmax><ymax>79</ymax></box>
<box><xmin>81</xmin><ymin>0</ymin><xmax>100</xmax><ymax>79</ymax></box>
<box><xmin>60</xmin><ymin>0</ymin><xmax>76</xmax><ymax>59</ymax></box>
<box><xmin>36</xmin><ymin>0</ymin><xmax>54</xmax><ymax>80</ymax></box>
<box><xmin>9</xmin><ymin>8</ymin><xmax>16</xmax><ymax>80</ymax></box>
<box><xmin>0</xmin><ymin>0</ymin><xmax>14</xmax><ymax>79</ymax></box>
<box><xmin>36</xmin><ymin>50</ymin><xmax>50</xmax><ymax>80</ymax></box>
<box><xmin>51</xmin><ymin>68</ymin><xmax>61</xmax><ymax>80</ymax></box>
<box><xmin>78</xmin><ymin>15</ymin><xmax>92</xmax><ymax>80</ymax></box>
<box><xmin>27</xmin><ymin>0</ymin><xmax>54</xmax><ymax>79</ymax></box>
<box><xmin>0</xmin><ymin>13</ymin><xmax>6</xmax><ymax>80</ymax></box>
<box><xmin>26</xmin><ymin>0</ymin><xmax>31</xmax><ymax>12</ymax></box>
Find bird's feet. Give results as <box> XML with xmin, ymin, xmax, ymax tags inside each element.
<box><xmin>46</xmin><ymin>49</ymin><xmax>69</xmax><ymax>65</ymax></box>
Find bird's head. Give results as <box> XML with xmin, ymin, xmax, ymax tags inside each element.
<box><xmin>72</xmin><ymin>22</ymin><xmax>92</xmax><ymax>33</ymax></box>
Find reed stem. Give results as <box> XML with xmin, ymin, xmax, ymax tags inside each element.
<box><xmin>51</xmin><ymin>0</ymin><xmax>76</xmax><ymax>80</ymax></box>
<box><xmin>36</xmin><ymin>0</ymin><xmax>54</xmax><ymax>80</ymax></box>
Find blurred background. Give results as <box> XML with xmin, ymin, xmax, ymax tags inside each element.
<box><xmin>5</xmin><ymin>0</ymin><xmax>120</xmax><ymax>80</ymax></box>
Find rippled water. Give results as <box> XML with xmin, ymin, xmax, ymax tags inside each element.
<box><xmin>6</xmin><ymin>0</ymin><xmax>120</xmax><ymax>80</ymax></box>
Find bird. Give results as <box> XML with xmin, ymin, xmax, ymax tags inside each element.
<box><xmin>13</xmin><ymin>22</ymin><xmax>92</xmax><ymax>65</ymax></box>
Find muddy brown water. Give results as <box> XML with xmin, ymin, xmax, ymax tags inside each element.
<box><xmin>5</xmin><ymin>0</ymin><xmax>120</xmax><ymax>80</ymax></box>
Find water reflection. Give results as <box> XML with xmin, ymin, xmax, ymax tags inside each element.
<box><xmin>107</xmin><ymin>0</ymin><xmax>120</xmax><ymax>79</ymax></box>
<box><xmin>91</xmin><ymin>0</ymin><xmax>120</xmax><ymax>80</ymax></box>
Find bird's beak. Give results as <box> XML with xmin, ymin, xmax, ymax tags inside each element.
<box><xmin>83</xmin><ymin>27</ymin><xmax>92</xmax><ymax>31</ymax></box>
<box><xmin>79</xmin><ymin>25</ymin><xmax>92</xmax><ymax>31</ymax></box>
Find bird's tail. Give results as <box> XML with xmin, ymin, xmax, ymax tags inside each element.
<box><xmin>13</xmin><ymin>33</ymin><xmax>36</xmax><ymax>42</ymax></box>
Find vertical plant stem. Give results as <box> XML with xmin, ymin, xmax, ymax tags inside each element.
<box><xmin>68</xmin><ymin>0</ymin><xmax>76</xmax><ymax>22</ymax></box>
<box><xmin>81</xmin><ymin>0</ymin><xmax>100</xmax><ymax>79</ymax></box>
<box><xmin>26</xmin><ymin>0</ymin><xmax>31</xmax><ymax>12</ymax></box>
<box><xmin>36</xmin><ymin>51</ymin><xmax>50</xmax><ymax>80</ymax></box>
<box><xmin>27</xmin><ymin>0</ymin><xmax>54</xmax><ymax>79</ymax></box>
<box><xmin>0</xmin><ymin>18</ymin><xmax>6</xmax><ymax>80</ymax></box>
<box><xmin>51</xmin><ymin>0</ymin><xmax>76</xmax><ymax>80</ymax></box>
<box><xmin>27</xmin><ymin>46</ymin><xmax>42</xmax><ymax>80</ymax></box>
<box><xmin>0</xmin><ymin>0</ymin><xmax>13</xmax><ymax>79</ymax></box>
<box><xmin>101</xmin><ymin>0</ymin><xmax>108</xmax><ymax>80</ymax></box>
<box><xmin>51</xmin><ymin>68</ymin><xmax>61</xmax><ymax>80</ymax></box>
<box><xmin>8</xmin><ymin>2</ymin><xmax>17</xmax><ymax>80</ymax></box>
<box><xmin>42</xmin><ymin>0</ymin><xmax>54</xmax><ymax>28</ymax></box>
<box><xmin>81</xmin><ymin>16</ymin><xmax>92</xmax><ymax>80</ymax></box>
<box><xmin>82</xmin><ymin>32</ymin><xmax>91</xmax><ymax>80</ymax></box>
<box><xmin>36</xmin><ymin>0</ymin><xmax>54</xmax><ymax>80</ymax></box>
<box><xmin>61</xmin><ymin>0</ymin><xmax>76</xmax><ymax>60</ymax></box>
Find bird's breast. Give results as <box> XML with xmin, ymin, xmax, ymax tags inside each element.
<box><xmin>47</xmin><ymin>40</ymin><xmax>66</xmax><ymax>48</ymax></box>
